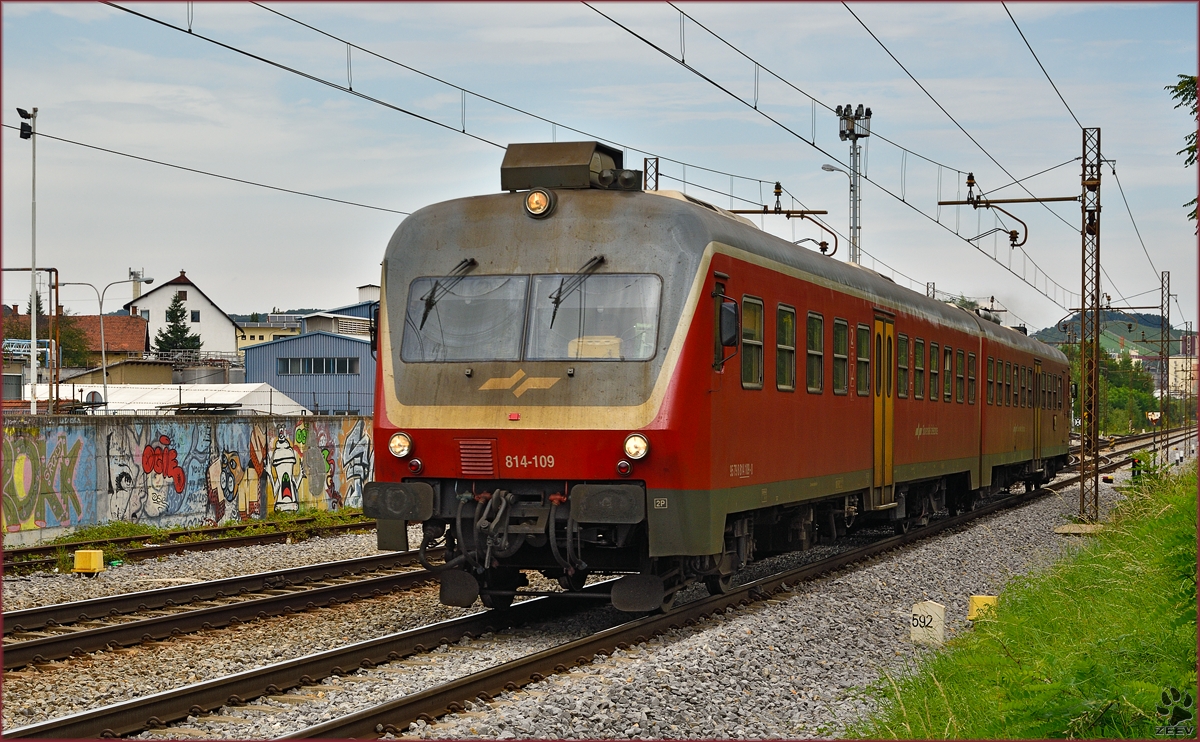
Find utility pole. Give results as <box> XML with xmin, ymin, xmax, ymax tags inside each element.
<box><xmin>835</xmin><ymin>104</ymin><xmax>871</xmax><ymax>264</ymax></box>
<box><xmin>1158</xmin><ymin>271</ymin><xmax>1170</xmax><ymax>458</ymax></box>
<box><xmin>1079</xmin><ymin>128</ymin><xmax>1102</xmax><ymax>522</ymax></box>
<box><xmin>18</xmin><ymin>106</ymin><xmax>38</xmax><ymax>413</ymax></box>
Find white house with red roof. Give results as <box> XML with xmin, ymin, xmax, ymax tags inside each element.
<box><xmin>123</xmin><ymin>270</ymin><xmax>240</xmax><ymax>354</ymax></box>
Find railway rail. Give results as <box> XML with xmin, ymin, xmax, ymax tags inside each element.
<box><xmin>3</xmin><ymin>517</ymin><xmax>377</xmax><ymax>573</ymax></box>
<box><xmin>8</xmin><ymin>427</ymin><xmax>1191</xmax><ymax>740</ymax></box>
<box><xmin>2</xmin><ymin>549</ymin><xmax>447</xmax><ymax>670</ymax></box>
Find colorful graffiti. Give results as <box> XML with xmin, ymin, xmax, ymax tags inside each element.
<box><xmin>3</xmin><ymin>426</ymin><xmax>92</xmax><ymax>532</ymax></box>
<box><xmin>2</xmin><ymin>416</ymin><xmax>375</xmax><ymax>538</ymax></box>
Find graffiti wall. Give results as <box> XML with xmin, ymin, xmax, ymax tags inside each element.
<box><xmin>2</xmin><ymin>416</ymin><xmax>375</xmax><ymax>539</ymax></box>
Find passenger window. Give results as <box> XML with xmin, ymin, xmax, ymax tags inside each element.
<box><xmin>914</xmin><ymin>339</ymin><xmax>925</xmax><ymax>399</ymax></box>
<box><xmin>943</xmin><ymin>347</ymin><xmax>953</xmax><ymax>402</ymax></box>
<box><xmin>956</xmin><ymin>350</ymin><xmax>965</xmax><ymax>403</ymax></box>
<box><xmin>929</xmin><ymin>343</ymin><xmax>939</xmax><ymax>402</ymax></box>
<box><xmin>713</xmin><ymin>281</ymin><xmax>726</xmax><ymax>368</ymax></box>
<box><xmin>776</xmin><ymin>306</ymin><xmax>796</xmax><ymax>392</ymax></box>
<box><xmin>806</xmin><ymin>313</ymin><xmax>824</xmax><ymax>393</ymax></box>
<box><xmin>856</xmin><ymin>324</ymin><xmax>870</xmax><ymax>396</ymax></box>
<box><xmin>833</xmin><ymin>319</ymin><xmax>849</xmax><ymax>394</ymax></box>
<box><xmin>987</xmin><ymin>357</ymin><xmax>994</xmax><ymax>404</ymax></box>
<box><xmin>968</xmin><ymin>353</ymin><xmax>976</xmax><ymax>405</ymax></box>
<box><xmin>1005</xmin><ymin>361</ymin><xmax>1012</xmax><ymax>406</ymax></box>
<box><xmin>897</xmin><ymin>334</ymin><xmax>909</xmax><ymax>398</ymax></box>
<box><xmin>741</xmin><ymin>297</ymin><xmax>764</xmax><ymax>389</ymax></box>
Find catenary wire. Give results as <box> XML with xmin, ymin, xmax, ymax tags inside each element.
<box><xmin>2</xmin><ymin>123</ymin><xmax>410</xmax><ymax>215</ymax></box>
<box><xmin>1001</xmin><ymin>3</ymin><xmax>1084</xmax><ymax>130</ymax></box>
<box><xmin>587</xmin><ymin>2</ymin><xmax>1075</xmax><ymax>310</ymax></box>
<box><xmin>248</xmin><ymin>2</ymin><xmax>791</xmax><ymax>201</ymax></box>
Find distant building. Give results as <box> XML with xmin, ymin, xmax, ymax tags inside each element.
<box><xmin>28</xmin><ymin>382</ymin><xmax>307</xmax><ymax>415</ymax></box>
<box><xmin>238</xmin><ymin>313</ymin><xmax>303</xmax><ymax>351</ymax></box>
<box><xmin>63</xmin><ymin>358</ymin><xmax>173</xmax><ymax>385</ymax></box>
<box><xmin>123</xmin><ymin>270</ymin><xmax>240</xmax><ymax>354</ymax></box>
<box><xmin>244</xmin><ymin>331</ymin><xmax>375</xmax><ymax>415</ymax></box>
<box><xmin>70</xmin><ymin>314</ymin><xmax>150</xmax><ymax>368</ymax></box>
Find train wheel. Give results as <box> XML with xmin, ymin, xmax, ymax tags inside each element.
<box><xmin>480</xmin><ymin>591</ymin><xmax>514</xmax><ymax>610</ymax></box>
<box><xmin>893</xmin><ymin>519</ymin><xmax>911</xmax><ymax>535</ymax></box>
<box><xmin>658</xmin><ymin>589</ymin><xmax>677</xmax><ymax>613</ymax></box>
<box><xmin>704</xmin><ymin>574</ymin><xmax>733</xmax><ymax>596</ymax></box>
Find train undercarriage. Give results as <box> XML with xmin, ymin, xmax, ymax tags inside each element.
<box><xmin>366</xmin><ymin>455</ymin><xmax>1069</xmax><ymax>613</ymax></box>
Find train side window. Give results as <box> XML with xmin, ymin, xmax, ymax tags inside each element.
<box><xmin>741</xmin><ymin>297</ymin><xmax>764</xmax><ymax>389</ymax></box>
<box><xmin>776</xmin><ymin>305</ymin><xmax>796</xmax><ymax>392</ymax></box>
<box><xmin>968</xmin><ymin>353</ymin><xmax>977</xmax><ymax>404</ymax></box>
<box><xmin>943</xmin><ymin>347</ymin><xmax>953</xmax><ymax>402</ymax></box>
<box><xmin>833</xmin><ymin>319</ymin><xmax>849</xmax><ymax>395</ymax></box>
<box><xmin>1020</xmin><ymin>366</ymin><xmax>1027</xmax><ymax>407</ymax></box>
<box><xmin>1024</xmin><ymin>366</ymin><xmax>1030</xmax><ymax>407</ymax></box>
<box><xmin>914</xmin><ymin>339</ymin><xmax>925</xmax><ymax>399</ymax></box>
<box><xmin>897</xmin><ymin>334</ymin><xmax>909</xmax><ymax>398</ymax></box>
<box><xmin>1005</xmin><ymin>361</ymin><xmax>1012</xmax><ymax>406</ymax></box>
<box><xmin>987</xmin><ymin>357</ymin><xmax>994</xmax><ymax>404</ymax></box>
<box><xmin>956</xmin><ymin>350</ymin><xmax>965</xmax><ymax>403</ymax></box>
<box><xmin>856</xmin><ymin>324</ymin><xmax>870</xmax><ymax>396</ymax></box>
<box><xmin>928</xmin><ymin>343</ymin><xmax>939</xmax><ymax>402</ymax></box>
<box><xmin>806</xmin><ymin>312</ymin><xmax>824</xmax><ymax>393</ymax></box>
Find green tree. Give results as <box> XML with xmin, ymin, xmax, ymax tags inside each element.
<box><xmin>952</xmin><ymin>294</ymin><xmax>980</xmax><ymax>312</ymax></box>
<box><xmin>3</xmin><ymin>310</ymin><xmax>89</xmax><ymax>367</ymax></box>
<box><xmin>153</xmin><ymin>293</ymin><xmax>202</xmax><ymax>352</ymax></box>
<box><xmin>1166</xmin><ymin>74</ymin><xmax>1197</xmax><ymax>227</ymax></box>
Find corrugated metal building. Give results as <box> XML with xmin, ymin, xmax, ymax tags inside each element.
<box><xmin>244</xmin><ymin>331</ymin><xmax>375</xmax><ymax>414</ymax></box>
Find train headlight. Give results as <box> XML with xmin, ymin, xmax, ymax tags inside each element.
<box><xmin>623</xmin><ymin>433</ymin><xmax>649</xmax><ymax>460</ymax></box>
<box><xmin>524</xmin><ymin>188</ymin><xmax>557</xmax><ymax>218</ymax></box>
<box><xmin>388</xmin><ymin>432</ymin><xmax>412</xmax><ymax>458</ymax></box>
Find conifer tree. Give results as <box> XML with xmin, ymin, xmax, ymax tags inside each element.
<box><xmin>154</xmin><ymin>293</ymin><xmax>202</xmax><ymax>352</ymax></box>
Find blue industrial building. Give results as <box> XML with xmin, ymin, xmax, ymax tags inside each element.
<box><xmin>244</xmin><ymin>331</ymin><xmax>375</xmax><ymax>415</ymax></box>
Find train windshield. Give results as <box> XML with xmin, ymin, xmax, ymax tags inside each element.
<box><xmin>526</xmin><ymin>274</ymin><xmax>660</xmax><ymax>361</ymax></box>
<box><xmin>401</xmin><ymin>276</ymin><xmax>529</xmax><ymax>362</ymax></box>
<box><xmin>399</xmin><ymin>273</ymin><xmax>661</xmax><ymax>362</ymax></box>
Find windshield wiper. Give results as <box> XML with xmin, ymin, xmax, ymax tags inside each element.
<box><xmin>419</xmin><ymin>258</ymin><xmax>478</xmax><ymax>330</ymax></box>
<box><xmin>549</xmin><ymin>255</ymin><xmax>605</xmax><ymax>328</ymax></box>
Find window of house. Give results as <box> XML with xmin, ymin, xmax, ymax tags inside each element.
<box><xmin>742</xmin><ymin>297</ymin><xmax>764</xmax><ymax>389</ymax></box>
<box><xmin>943</xmin><ymin>347</ymin><xmax>954</xmax><ymax>402</ymax></box>
<box><xmin>833</xmin><ymin>319</ymin><xmax>849</xmax><ymax>394</ymax></box>
<box><xmin>191</xmin><ymin>310</ymin><xmax>201</xmax><ymax>323</ymax></box>
<box><xmin>929</xmin><ymin>343</ymin><xmax>939</xmax><ymax>402</ymax></box>
<box><xmin>897</xmin><ymin>334</ymin><xmax>909</xmax><ymax>398</ymax></box>
<box><xmin>967</xmin><ymin>353</ymin><xmax>976</xmax><ymax>404</ymax></box>
<box><xmin>276</xmin><ymin>357</ymin><xmax>360</xmax><ymax>375</ymax></box>
<box><xmin>776</xmin><ymin>306</ymin><xmax>796</xmax><ymax>391</ymax></box>
<box><xmin>176</xmin><ymin>290</ymin><xmax>188</xmax><ymax>300</ymax></box>
<box><xmin>914</xmin><ymin>339</ymin><xmax>925</xmax><ymax>399</ymax></box>
<box><xmin>140</xmin><ymin>309</ymin><xmax>149</xmax><ymax>321</ymax></box>
<box><xmin>807</xmin><ymin>313</ymin><xmax>824</xmax><ymax>393</ymax></box>
<box><xmin>856</xmin><ymin>324</ymin><xmax>870</xmax><ymax>396</ymax></box>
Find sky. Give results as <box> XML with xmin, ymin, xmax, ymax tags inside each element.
<box><xmin>3</xmin><ymin>2</ymin><xmax>1196</xmax><ymax>333</ymax></box>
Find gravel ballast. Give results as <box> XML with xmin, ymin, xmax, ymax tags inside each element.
<box><xmin>2</xmin><ymin>455</ymin><xmax>1189</xmax><ymax>738</ymax></box>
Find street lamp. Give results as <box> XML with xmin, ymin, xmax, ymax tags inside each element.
<box><xmin>821</xmin><ymin>164</ymin><xmax>854</xmax><ymax>263</ymax></box>
<box><xmin>18</xmin><ymin>106</ymin><xmax>37</xmax><ymax>412</ymax></box>
<box><xmin>61</xmin><ymin>277</ymin><xmax>155</xmax><ymax>413</ymax></box>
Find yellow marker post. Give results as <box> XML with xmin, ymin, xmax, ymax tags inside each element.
<box><xmin>72</xmin><ymin>549</ymin><xmax>106</xmax><ymax>575</ymax></box>
<box><xmin>968</xmin><ymin>595</ymin><xmax>998</xmax><ymax>620</ymax></box>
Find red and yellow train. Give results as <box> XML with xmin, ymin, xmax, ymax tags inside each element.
<box><xmin>364</xmin><ymin>141</ymin><xmax>1070</xmax><ymax>611</ymax></box>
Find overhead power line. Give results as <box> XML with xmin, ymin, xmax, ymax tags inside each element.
<box><xmin>587</xmin><ymin>2</ymin><xmax>1076</xmax><ymax>311</ymax></box>
<box><xmin>1002</xmin><ymin>3</ymin><xmax>1084</xmax><ymax>130</ymax></box>
<box><xmin>2</xmin><ymin>123</ymin><xmax>410</xmax><ymax>215</ymax></box>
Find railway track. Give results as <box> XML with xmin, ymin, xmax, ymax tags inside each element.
<box><xmin>2</xmin><ymin>549</ymin><xmax>443</xmax><ymax>670</ymax></box>
<box><xmin>10</xmin><ymin>428</ymin><xmax>1191</xmax><ymax>740</ymax></box>
<box><xmin>3</xmin><ymin>517</ymin><xmax>377</xmax><ymax>573</ymax></box>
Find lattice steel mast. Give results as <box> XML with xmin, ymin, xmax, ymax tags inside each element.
<box><xmin>1079</xmin><ymin>128</ymin><xmax>1102</xmax><ymax>522</ymax></box>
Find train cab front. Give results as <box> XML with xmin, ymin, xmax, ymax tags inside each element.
<box><xmin>364</xmin><ymin>428</ymin><xmax>660</xmax><ymax>610</ymax></box>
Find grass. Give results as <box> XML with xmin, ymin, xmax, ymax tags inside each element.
<box><xmin>850</xmin><ymin>463</ymin><xmax>1198</xmax><ymax>739</ymax></box>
